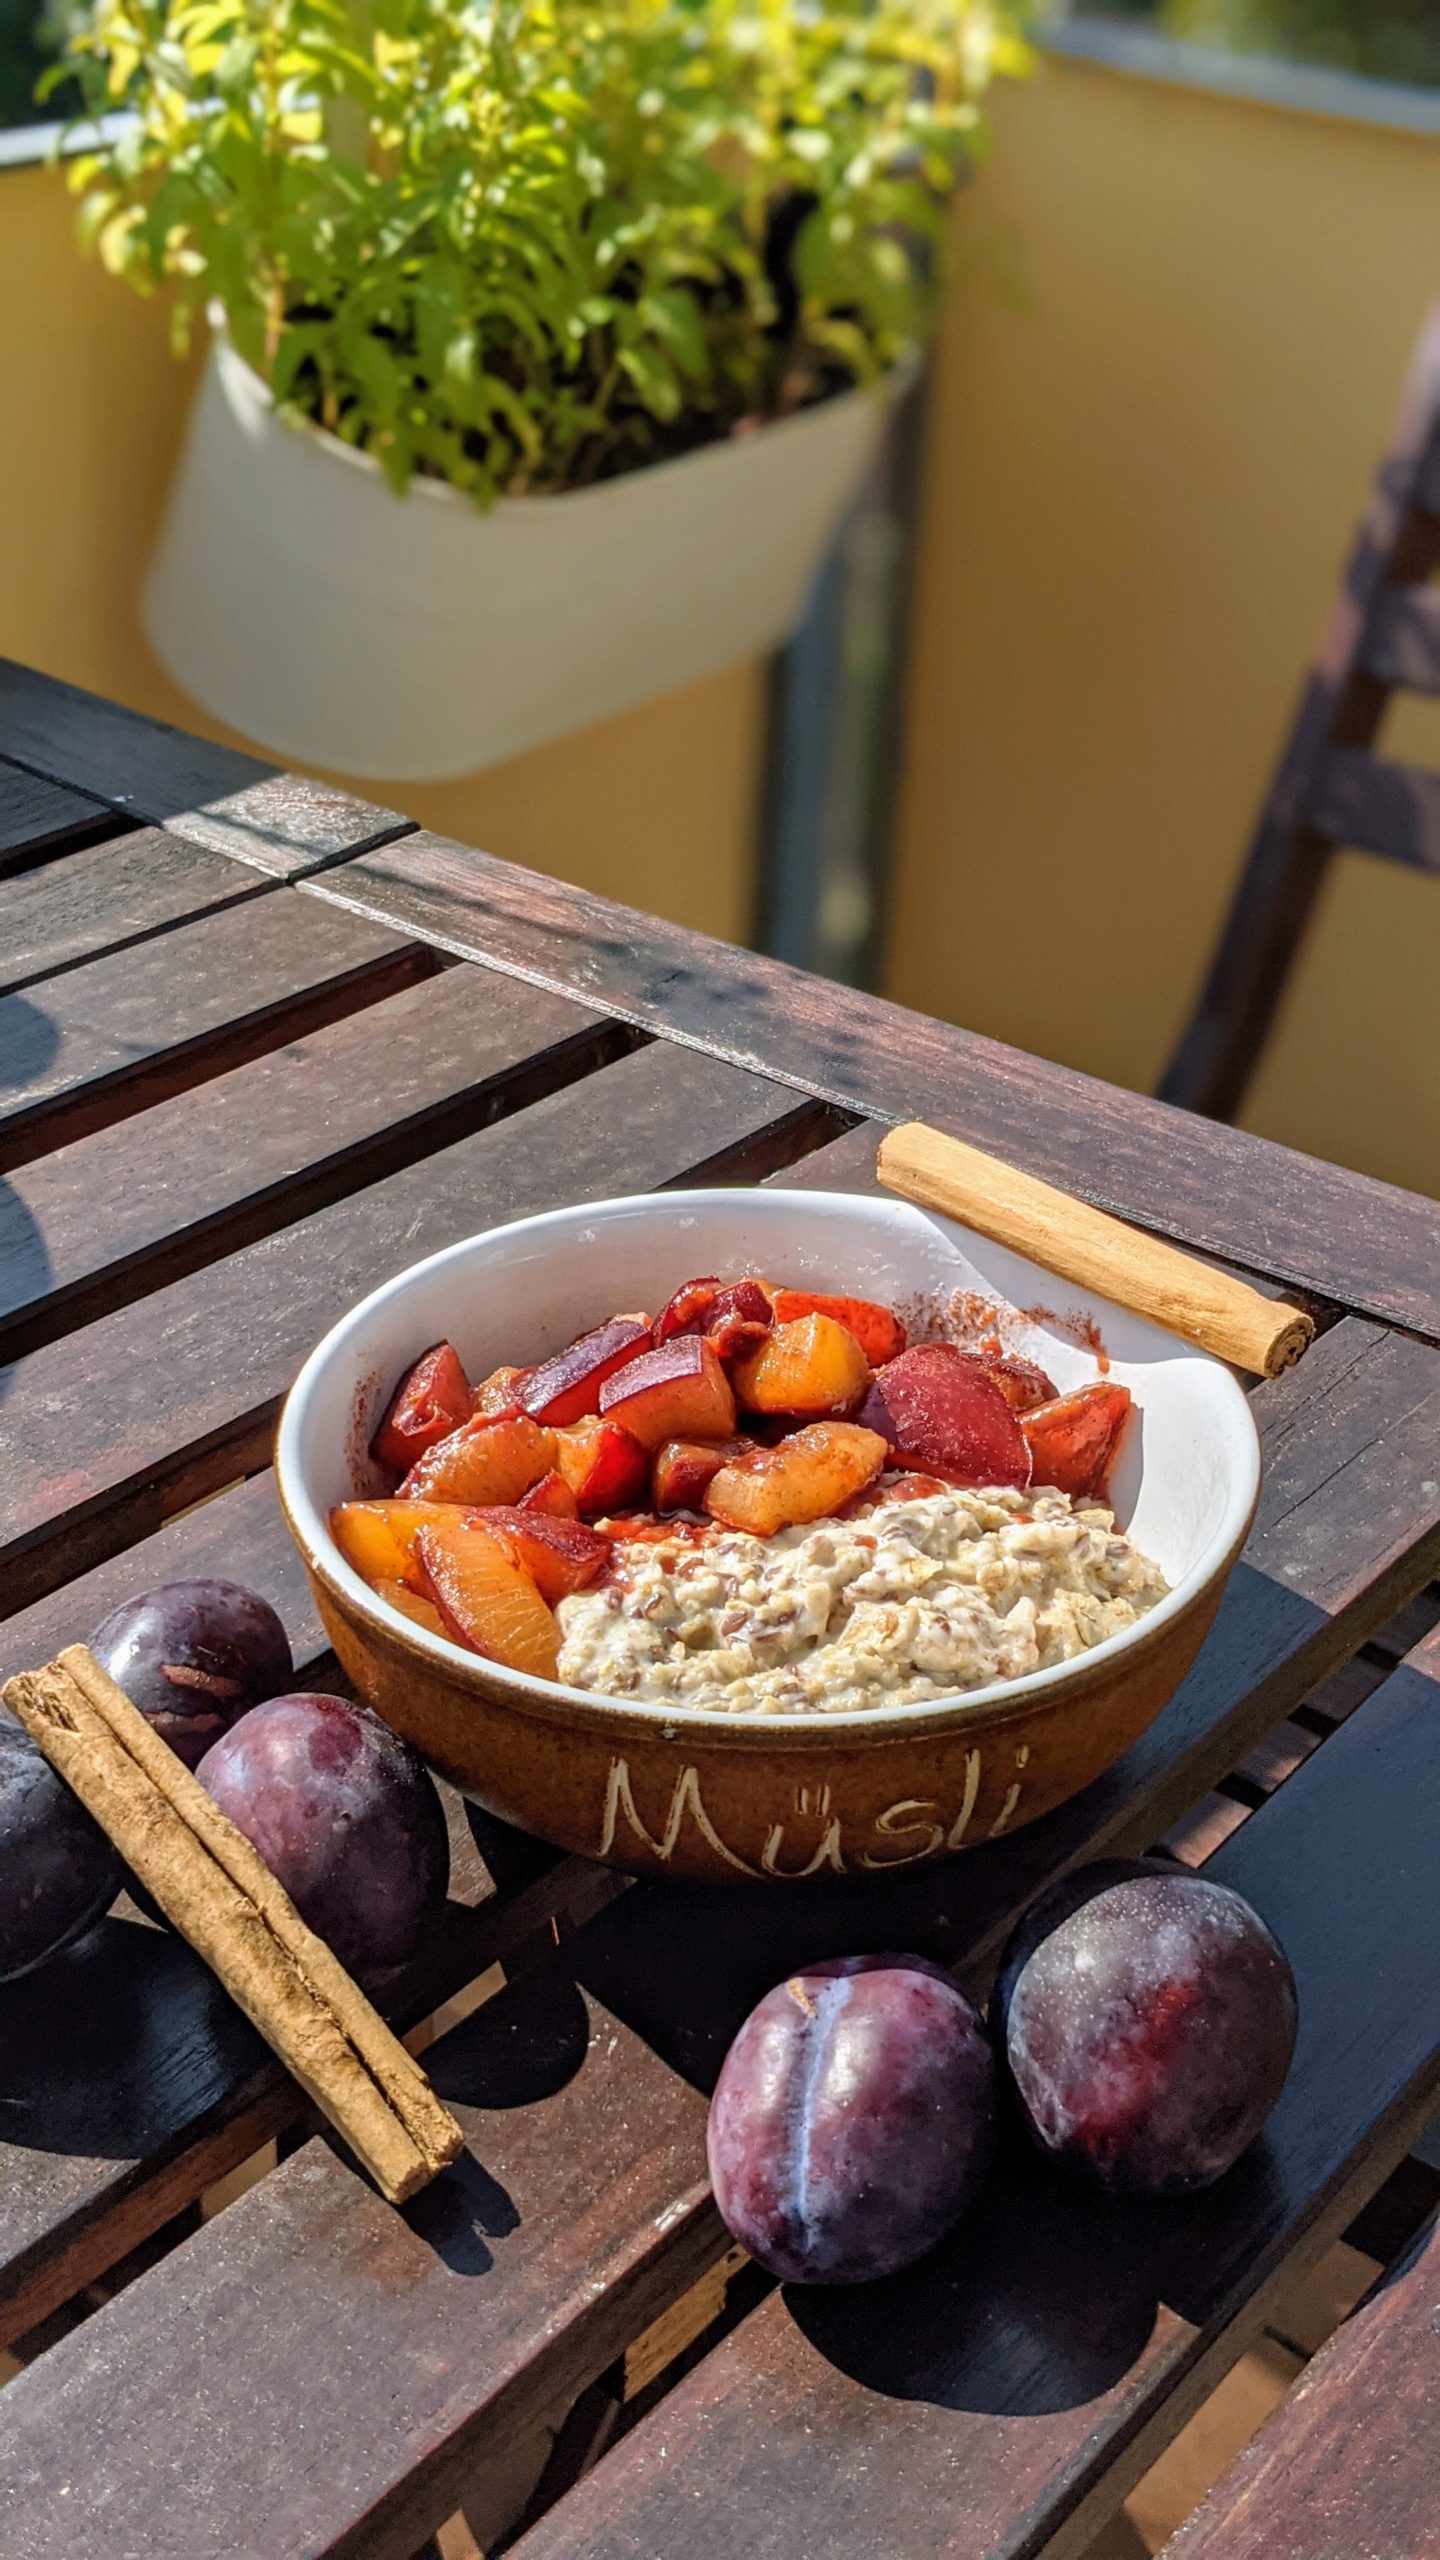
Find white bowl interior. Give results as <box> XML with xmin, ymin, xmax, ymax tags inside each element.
<box><xmin>277</xmin><ymin>1188</ymin><xmax>1260</xmax><ymax>1728</ymax></box>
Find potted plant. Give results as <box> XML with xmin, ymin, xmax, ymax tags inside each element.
<box><xmin>59</xmin><ymin>0</ymin><xmax>1029</xmax><ymax>779</ymax></box>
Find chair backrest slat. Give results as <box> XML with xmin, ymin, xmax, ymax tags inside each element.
<box><xmin>1161</xmin><ymin>303</ymin><xmax>1440</xmax><ymax>1120</ymax></box>
<box><xmin>1304</xmin><ymin>747</ymin><xmax>1440</xmax><ymax>875</ymax></box>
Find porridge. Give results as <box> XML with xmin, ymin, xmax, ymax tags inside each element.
<box><xmin>555</xmin><ymin>1484</ymin><xmax>1169</xmax><ymax>1716</ymax></box>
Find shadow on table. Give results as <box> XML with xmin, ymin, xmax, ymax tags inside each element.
<box><xmin>0</xmin><ymin>1912</ymin><xmax>265</xmax><ymax>2162</ymax></box>
<box><xmin>0</xmin><ymin>997</ymin><xmax>60</xmax><ymax>1399</ymax></box>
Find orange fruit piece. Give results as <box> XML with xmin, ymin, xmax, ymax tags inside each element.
<box><xmin>704</xmin><ymin>1421</ymin><xmax>887</xmax><ymax>1537</ymax></box>
<box><xmin>400</xmin><ymin>1412</ymin><xmax>555</xmax><ymax>1505</ymax></box>
<box><xmin>330</xmin><ymin>1499</ymin><xmax>470</xmax><ymax>1592</ymax></box>
<box><xmin>768</xmin><ymin>1291</ymin><xmax>906</xmax><ymax>1366</ymax></box>
<box><xmin>471</xmin><ymin>1508</ymin><xmax>613</xmax><ymax>1602</ymax></box>
<box><xmin>415</xmin><ymin>1517</ymin><xmax>561</xmax><ymax>1681</ymax></box>
<box><xmin>732</xmin><ymin>1315</ymin><xmax>870</xmax><ymax>1417</ymax></box>
<box><xmin>372</xmin><ymin>1577</ymin><xmax>449</xmax><ymax>1638</ymax></box>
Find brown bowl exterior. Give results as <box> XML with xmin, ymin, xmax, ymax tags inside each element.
<box><xmin>302</xmin><ymin>1530</ymin><xmax>1242</xmax><ymax>1884</ymax></box>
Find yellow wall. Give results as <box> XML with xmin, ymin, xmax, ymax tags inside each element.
<box><xmin>0</xmin><ymin>160</ymin><xmax>762</xmax><ymax>945</ymax></box>
<box><xmin>890</xmin><ymin>56</ymin><xmax>1440</xmax><ymax>1196</ymax></box>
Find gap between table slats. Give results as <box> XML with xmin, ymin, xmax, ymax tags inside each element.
<box><xmin>0</xmin><ymin>893</ymin><xmax>440</xmax><ymax>1174</ymax></box>
<box><xmin>0</xmin><ymin>1036</ymin><xmax>839</xmax><ymax>1610</ymax></box>
<box><xmin>0</xmin><ymin>967</ymin><xmax>639</xmax><ymax>1367</ymax></box>
<box><xmin>0</xmin><ymin>828</ymin><xmax>273</xmax><ymax>1002</ymax></box>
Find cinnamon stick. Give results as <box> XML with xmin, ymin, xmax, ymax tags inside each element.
<box><xmin>2</xmin><ymin>1647</ymin><xmax>464</xmax><ymax>2204</ymax></box>
<box><xmin>877</xmin><ymin>1122</ymin><xmax>1314</xmax><ymax>1379</ymax></box>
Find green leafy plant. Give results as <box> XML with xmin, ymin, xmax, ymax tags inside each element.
<box><xmin>57</xmin><ymin>0</ymin><xmax>1030</xmax><ymax>501</ymax></box>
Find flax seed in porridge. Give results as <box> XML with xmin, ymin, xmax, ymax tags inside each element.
<box><xmin>553</xmin><ymin>1484</ymin><xmax>1169</xmax><ymax>1716</ymax></box>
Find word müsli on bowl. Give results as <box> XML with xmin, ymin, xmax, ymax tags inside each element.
<box><xmin>276</xmin><ymin>1190</ymin><xmax>1260</xmax><ymax>1883</ymax></box>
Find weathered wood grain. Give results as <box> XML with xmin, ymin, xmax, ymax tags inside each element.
<box><xmin>0</xmin><ymin>1325</ymin><xmax>1434</xmax><ymax>2559</ymax></box>
<box><xmin>302</xmin><ymin>831</ymin><xmax>1440</xmax><ymax>1344</ymax></box>
<box><xmin>0</xmin><ymin>760</ymin><xmax>116</xmax><ymax>869</ymax></box>
<box><xmin>506</xmin><ymin>1626</ymin><xmax>1440</xmax><ymax>2560</ymax></box>
<box><xmin>0</xmin><ymin>894</ymin><xmax>435</xmax><ymax>1173</ymax></box>
<box><xmin>1166</xmin><ymin>2207</ymin><xmax>1440</xmax><ymax>2557</ymax></box>
<box><xmin>0</xmin><ymin>1039</ymin><xmax>829</xmax><ymax>1611</ymax></box>
<box><xmin>0</xmin><ymin>967</ymin><xmax>626</xmax><ymax>1364</ymax></box>
<box><xmin>0</xmin><ymin>659</ymin><xmax>409</xmax><ymax>875</ymax></box>
<box><xmin>0</xmin><ymin>829</ymin><xmax>267</xmax><ymax>1000</ymax></box>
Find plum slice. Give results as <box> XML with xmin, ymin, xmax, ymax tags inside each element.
<box><xmin>653</xmin><ymin>1435</ymin><xmax>754</xmax><ymax>1513</ymax></box>
<box><xmin>518</xmin><ymin>1469</ymin><xmax>580</xmax><ymax>1519</ymax></box>
<box><xmin>598</xmin><ymin>1336</ymin><xmax>736</xmax><ymax>1450</ymax></box>
<box><xmin>415</xmin><ymin>1517</ymin><xmax>561</xmax><ymax>1680</ymax></box>
<box><xmin>330</xmin><ymin>1499</ymin><xmax>470</xmax><ymax>1594</ymax></box>
<box><xmin>553</xmin><ymin>1416</ymin><xmax>650</xmax><ymax>1515</ymax></box>
<box><xmin>469</xmin><ymin>1507</ymin><xmax>612</xmax><ymax>1601</ymax></box>
<box><xmin>732</xmin><ymin>1314</ymin><xmax>870</xmax><ymax>1417</ymax></box>
<box><xmin>704</xmin><ymin>1419</ymin><xmax>886</xmax><ymax>1536</ymax></box>
<box><xmin>472</xmin><ymin>1363</ymin><xmax>532</xmax><ymax>1418</ymax></box>
<box><xmin>520</xmin><ymin>1317</ymin><xmax>652</xmax><ymax>1427</ymax></box>
<box><xmin>371</xmin><ymin>1341</ymin><xmax>473</xmax><ymax>1474</ymax></box>
<box><xmin>400</xmin><ymin>1412</ymin><xmax>555</xmax><ymax>1505</ymax></box>
<box><xmin>767</xmin><ymin>1289</ymin><xmax>906</xmax><ymax>1366</ymax></box>
<box><xmin>1021</xmin><ymin>1382</ymin><xmax>1134</xmax><ymax>1501</ymax></box>
<box><xmin>858</xmin><ymin>1344</ymin><xmax>1030</xmax><ymax>1490</ymax></box>
<box><xmin>977</xmin><ymin>1349</ymin><xmax>1057</xmax><ymax>1415</ymax></box>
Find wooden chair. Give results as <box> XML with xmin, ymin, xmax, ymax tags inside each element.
<box><xmin>1161</xmin><ymin>302</ymin><xmax>1440</xmax><ymax>1123</ymax></box>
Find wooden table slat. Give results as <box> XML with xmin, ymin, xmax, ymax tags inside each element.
<box><xmin>0</xmin><ymin>966</ymin><xmax>625</xmax><ymax>1366</ymax></box>
<box><xmin>0</xmin><ymin>759</ymin><xmax>117</xmax><ymax>869</ymax></box>
<box><xmin>0</xmin><ymin>828</ymin><xmax>270</xmax><ymax>1001</ymax></box>
<box><xmin>0</xmin><ymin>893</ymin><xmax>434</xmax><ymax>1174</ymax></box>
<box><xmin>0</xmin><ymin>1321</ymin><xmax>1434</xmax><ymax>2560</ymax></box>
<box><xmin>508</xmin><ymin>1624</ymin><xmax>1440</xmax><ymax>2560</ymax></box>
<box><xmin>0</xmin><ymin>1039</ymin><xmax>829</xmax><ymax>1613</ymax></box>
<box><xmin>1165</xmin><ymin>2207</ymin><xmax>1440</xmax><ymax>2560</ymax></box>
<box><xmin>0</xmin><ymin>659</ymin><xmax>409</xmax><ymax>876</ymax></box>
<box><xmin>303</xmin><ymin>829</ymin><xmax>1440</xmax><ymax>1345</ymax></box>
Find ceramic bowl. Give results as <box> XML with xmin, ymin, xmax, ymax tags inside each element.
<box><xmin>276</xmin><ymin>1188</ymin><xmax>1260</xmax><ymax>1884</ymax></box>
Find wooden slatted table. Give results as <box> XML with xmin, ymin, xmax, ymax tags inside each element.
<box><xmin>2</xmin><ymin>654</ymin><xmax>1439</xmax><ymax>2560</ymax></box>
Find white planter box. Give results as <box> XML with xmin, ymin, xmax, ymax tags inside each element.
<box><xmin>143</xmin><ymin>334</ymin><xmax>898</xmax><ymax>781</ymax></box>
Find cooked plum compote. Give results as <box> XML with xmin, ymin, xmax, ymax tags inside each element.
<box><xmin>335</xmin><ymin>1277</ymin><xmax>1166</xmax><ymax>1708</ymax></box>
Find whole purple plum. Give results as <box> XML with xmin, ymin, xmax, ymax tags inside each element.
<box><xmin>994</xmin><ymin>1858</ymin><xmax>1298</xmax><ymax>2195</ymax></box>
<box><xmin>707</xmin><ymin>1953</ymin><xmax>997</xmax><ymax>2284</ymax></box>
<box><xmin>195</xmin><ymin>1693</ymin><xmax>448</xmax><ymax>1976</ymax></box>
<box><xmin>0</xmin><ymin>1720</ymin><xmax>122</xmax><ymax>1980</ymax></box>
<box><xmin>89</xmin><ymin>1580</ymin><xmax>294</xmax><ymax>1769</ymax></box>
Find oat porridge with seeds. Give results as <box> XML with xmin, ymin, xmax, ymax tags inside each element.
<box><xmin>554</xmin><ymin>1484</ymin><xmax>1169</xmax><ymax>1716</ymax></box>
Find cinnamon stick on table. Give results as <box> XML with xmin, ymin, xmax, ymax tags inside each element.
<box><xmin>877</xmin><ymin>1122</ymin><xmax>1315</xmax><ymax>1379</ymax></box>
<box><xmin>2</xmin><ymin>1646</ymin><xmax>464</xmax><ymax>2205</ymax></box>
